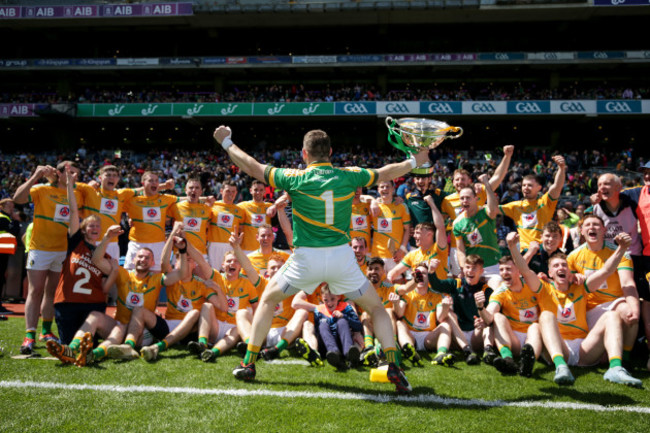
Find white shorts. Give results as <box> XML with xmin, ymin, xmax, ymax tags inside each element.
<box><xmin>105</xmin><ymin>242</ymin><xmax>120</xmax><ymax>261</ymax></box>
<box><xmin>208</xmin><ymin>242</ymin><xmax>231</xmax><ymax>271</ymax></box>
<box><xmin>26</xmin><ymin>249</ymin><xmax>66</xmax><ymax>272</ymax></box>
<box><xmin>586</xmin><ymin>298</ymin><xmax>626</xmax><ymax>329</ymax></box>
<box><xmin>513</xmin><ymin>330</ymin><xmax>527</xmax><ymax>349</ymax></box>
<box><xmin>165</xmin><ymin>319</ymin><xmax>182</xmax><ymax>333</ymax></box>
<box><xmin>124</xmin><ymin>241</ymin><xmax>164</xmax><ymax>272</ymax></box>
<box><xmin>266</xmin><ymin>326</ymin><xmax>285</xmax><ymax>347</ymax></box>
<box><xmin>215</xmin><ymin>320</ymin><xmax>237</xmax><ymax>343</ymax></box>
<box><xmin>275</xmin><ymin>244</ymin><xmax>369</xmax><ymax>298</ymax></box>
<box><xmin>409</xmin><ymin>330</ymin><xmax>430</xmax><ymax>352</ymax></box>
<box><xmin>565</xmin><ymin>338</ymin><xmax>584</xmax><ymax>366</ymax></box>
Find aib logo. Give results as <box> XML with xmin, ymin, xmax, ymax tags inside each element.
<box><xmin>187</xmin><ymin>218</ymin><xmax>198</xmax><ymax>228</ymax></box>
<box><xmin>227</xmin><ymin>298</ymin><xmax>236</xmax><ymax>308</ymax></box>
<box><xmin>524</xmin><ymin>310</ymin><xmax>535</xmax><ymax>319</ymax></box>
<box><xmin>469</xmin><ymin>232</ymin><xmax>479</xmax><ymax>243</ymax></box>
<box><xmin>130</xmin><ymin>294</ymin><xmax>141</xmax><ymax>305</ymax></box>
<box><xmin>524</xmin><ymin>214</ymin><xmax>535</xmax><ymax>222</ymax></box>
<box><xmin>59</xmin><ymin>206</ymin><xmax>70</xmax><ymax>217</ymax></box>
<box><xmin>105</xmin><ymin>200</ymin><xmax>115</xmax><ymax>210</ymax></box>
<box><xmin>274</xmin><ymin>304</ymin><xmax>280</xmax><ymax>313</ymax></box>
<box><xmin>180</xmin><ymin>299</ymin><xmax>190</xmax><ymax>309</ymax></box>
<box><xmin>221</xmin><ymin>215</ymin><xmax>231</xmax><ymax>223</ymax></box>
<box><xmin>254</xmin><ymin>215</ymin><xmax>264</xmax><ymax>224</ymax></box>
<box><xmin>417</xmin><ymin>313</ymin><xmax>426</xmax><ymax>324</ymax></box>
<box><xmin>355</xmin><ymin>217</ymin><xmax>365</xmax><ymax>226</ymax></box>
<box><xmin>561</xmin><ymin>307</ymin><xmax>572</xmax><ymax>319</ymax></box>
<box><xmin>380</xmin><ymin>220</ymin><xmax>389</xmax><ymax>229</ymax></box>
<box><xmin>147</xmin><ymin>209</ymin><xmax>158</xmax><ymax>218</ymax></box>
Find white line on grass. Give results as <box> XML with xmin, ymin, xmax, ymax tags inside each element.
<box><xmin>1</xmin><ymin>380</ymin><xmax>648</xmax><ymax>414</ymax></box>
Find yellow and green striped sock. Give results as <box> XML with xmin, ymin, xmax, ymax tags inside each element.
<box><xmin>244</xmin><ymin>344</ymin><xmax>261</xmax><ymax>365</ymax></box>
<box><xmin>609</xmin><ymin>356</ymin><xmax>622</xmax><ymax>369</ymax></box>
<box><xmin>41</xmin><ymin>320</ymin><xmax>53</xmax><ymax>335</ymax></box>
<box><xmin>156</xmin><ymin>339</ymin><xmax>169</xmax><ymax>352</ymax></box>
<box><xmin>276</xmin><ymin>339</ymin><xmax>289</xmax><ymax>352</ymax></box>
<box><xmin>125</xmin><ymin>339</ymin><xmax>136</xmax><ymax>349</ymax></box>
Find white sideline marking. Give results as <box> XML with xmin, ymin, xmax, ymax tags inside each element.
<box><xmin>1</xmin><ymin>380</ymin><xmax>648</xmax><ymax>413</ymax></box>
<box><xmin>264</xmin><ymin>359</ymin><xmax>310</xmax><ymax>365</ymax></box>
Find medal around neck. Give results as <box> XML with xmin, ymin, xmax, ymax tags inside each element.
<box><xmin>385</xmin><ymin>117</ymin><xmax>463</xmax><ymax>156</ymax></box>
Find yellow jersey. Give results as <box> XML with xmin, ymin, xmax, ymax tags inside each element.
<box><xmin>499</xmin><ymin>193</ymin><xmax>558</xmax><ymax>250</ymax></box>
<box><xmin>210</xmin><ymin>270</ymin><xmax>258</xmax><ymax>324</ymax></box>
<box><xmin>115</xmin><ymin>267</ymin><xmax>165</xmax><ymax>324</ymax></box>
<box><xmin>403</xmin><ymin>289</ymin><xmax>443</xmax><ymax>332</ymax></box>
<box><xmin>246</xmin><ymin>248</ymin><xmax>291</xmax><ymax>275</ymax></box>
<box><xmin>489</xmin><ymin>280</ymin><xmax>541</xmax><ymax>333</ymax></box>
<box><xmin>125</xmin><ymin>193</ymin><xmax>178</xmax><ymax>243</ymax></box>
<box><xmin>370</xmin><ymin>201</ymin><xmax>411</xmax><ymax>259</ymax></box>
<box><xmin>567</xmin><ymin>242</ymin><xmax>634</xmax><ymax>310</ymax></box>
<box><xmin>29</xmin><ymin>183</ymin><xmax>84</xmax><ymax>252</ymax></box>
<box><xmin>539</xmin><ymin>280</ymin><xmax>589</xmax><ymax>340</ymax></box>
<box><xmin>171</xmin><ymin>201</ymin><xmax>211</xmax><ymax>254</ymax></box>
<box><xmin>208</xmin><ymin>202</ymin><xmax>244</xmax><ymax>243</ymax></box>
<box><xmin>350</xmin><ymin>202</ymin><xmax>371</xmax><ymax>248</ymax></box>
<box><xmin>164</xmin><ymin>277</ymin><xmax>217</xmax><ymax>320</ymax></box>
<box><xmin>78</xmin><ymin>184</ymin><xmax>135</xmax><ymax>244</ymax></box>
<box><xmin>401</xmin><ymin>244</ymin><xmax>449</xmax><ymax>280</ymax></box>
<box><xmin>239</xmin><ymin>200</ymin><xmax>273</xmax><ymax>251</ymax></box>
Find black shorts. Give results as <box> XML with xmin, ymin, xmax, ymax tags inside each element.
<box><xmin>148</xmin><ymin>314</ymin><xmax>170</xmax><ymax>341</ymax></box>
<box><xmin>54</xmin><ymin>302</ymin><xmax>107</xmax><ymax>345</ymax></box>
<box><xmin>632</xmin><ymin>255</ymin><xmax>650</xmax><ymax>300</ymax></box>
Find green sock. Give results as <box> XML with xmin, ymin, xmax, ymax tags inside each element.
<box><xmin>275</xmin><ymin>339</ymin><xmax>289</xmax><ymax>352</ymax></box>
<box><xmin>41</xmin><ymin>320</ymin><xmax>53</xmax><ymax>335</ymax></box>
<box><xmin>609</xmin><ymin>357</ymin><xmax>623</xmax><ymax>368</ymax></box>
<box><xmin>243</xmin><ymin>344</ymin><xmax>260</xmax><ymax>365</ymax></box>
<box><xmin>623</xmin><ymin>346</ymin><xmax>633</xmax><ymax>361</ymax></box>
<box><xmin>211</xmin><ymin>347</ymin><xmax>221</xmax><ymax>357</ymax></box>
<box><xmin>552</xmin><ymin>354</ymin><xmax>567</xmax><ymax>368</ymax></box>
<box><xmin>125</xmin><ymin>339</ymin><xmax>136</xmax><ymax>349</ymax></box>
<box><xmin>364</xmin><ymin>335</ymin><xmax>374</xmax><ymax>348</ymax></box>
<box><xmin>26</xmin><ymin>329</ymin><xmax>36</xmax><ymax>340</ymax></box>
<box><xmin>385</xmin><ymin>348</ymin><xmax>399</xmax><ymax>365</ymax></box>
<box><xmin>156</xmin><ymin>340</ymin><xmax>169</xmax><ymax>352</ymax></box>
<box><xmin>499</xmin><ymin>346</ymin><xmax>513</xmax><ymax>359</ymax></box>
<box><xmin>69</xmin><ymin>336</ymin><xmax>83</xmax><ymax>352</ymax></box>
<box><xmin>437</xmin><ymin>346</ymin><xmax>448</xmax><ymax>354</ymax></box>
<box><xmin>93</xmin><ymin>346</ymin><xmax>107</xmax><ymax>360</ymax></box>
<box><xmin>198</xmin><ymin>336</ymin><xmax>208</xmax><ymax>346</ymax></box>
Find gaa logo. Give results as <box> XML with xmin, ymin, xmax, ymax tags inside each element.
<box><xmin>561</xmin><ymin>307</ymin><xmax>572</xmax><ymax>319</ymax></box>
<box><xmin>147</xmin><ymin>209</ymin><xmax>158</xmax><ymax>218</ymax></box>
<box><xmin>524</xmin><ymin>310</ymin><xmax>535</xmax><ymax>319</ymax></box>
<box><xmin>380</xmin><ymin>220</ymin><xmax>389</xmax><ymax>229</ymax></box>
<box><xmin>221</xmin><ymin>215</ymin><xmax>231</xmax><ymax>224</ymax></box>
<box><xmin>59</xmin><ymin>206</ymin><xmax>70</xmax><ymax>217</ymax></box>
<box><xmin>227</xmin><ymin>298</ymin><xmax>236</xmax><ymax>308</ymax></box>
<box><xmin>130</xmin><ymin>294</ymin><xmax>141</xmax><ymax>305</ymax></box>
<box><xmin>254</xmin><ymin>215</ymin><xmax>264</xmax><ymax>224</ymax></box>
<box><xmin>187</xmin><ymin>218</ymin><xmax>198</xmax><ymax>228</ymax></box>
<box><xmin>416</xmin><ymin>313</ymin><xmax>426</xmax><ymax>324</ymax></box>
<box><xmin>355</xmin><ymin>217</ymin><xmax>365</xmax><ymax>226</ymax></box>
<box><xmin>180</xmin><ymin>299</ymin><xmax>190</xmax><ymax>309</ymax></box>
<box><xmin>105</xmin><ymin>200</ymin><xmax>115</xmax><ymax>210</ymax></box>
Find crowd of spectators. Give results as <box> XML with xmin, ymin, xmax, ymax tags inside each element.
<box><xmin>2</xmin><ymin>82</ymin><xmax>648</xmax><ymax>105</ymax></box>
<box><xmin>1</xmin><ymin>145</ymin><xmax>645</xmax><ymax>221</ymax></box>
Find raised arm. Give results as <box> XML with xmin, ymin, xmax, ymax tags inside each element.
<box><xmin>214</xmin><ymin>126</ymin><xmax>267</xmax><ymax>182</ymax></box>
<box><xmin>424</xmin><ymin>194</ymin><xmax>447</xmax><ymax>250</ymax></box>
<box><xmin>186</xmin><ymin>235</ymin><xmax>212</xmax><ymax>280</ymax></box>
<box><xmin>274</xmin><ymin>193</ymin><xmax>294</xmax><ymax>248</ymax></box>
<box><xmin>13</xmin><ymin>165</ymin><xmax>57</xmax><ymax>204</ymax></box>
<box><xmin>488</xmin><ymin>145</ymin><xmax>514</xmax><ymax>191</ymax></box>
<box><xmin>92</xmin><ymin>225</ymin><xmax>124</xmax><ymax>275</ymax></box>
<box><xmin>229</xmin><ymin>230</ymin><xmax>260</xmax><ymax>285</ymax></box>
<box><xmin>548</xmin><ymin>155</ymin><xmax>567</xmax><ymax>200</ymax></box>
<box><xmin>161</xmin><ymin>236</ymin><xmax>188</xmax><ymax>287</ymax></box>
<box><xmin>507</xmin><ymin>232</ymin><xmax>542</xmax><ymax>291</ymax></box>
<box><xmin>479</xmin><ymin>173</ymin><xmax>499</xmax><ymax>220</ymax></box>
<box><xmin>585</xmin><ymin>233</ymin><xmax>631</xmax><ymax>292</ymax></box>
<box><xmin>376</xmin><ymin>146</ymin><xmax>433</xmax><ymax>183</ymax></box>
<box><xmin>65</xmin><ymin>166</ymin><xmax>80</xmax><ymax>236</ymax></box>
<box><xmin>160</xmin><ymin>221</ymin><xmax>184</xmax><ymax>274</ymax></box>
<box><xmin>102</xmin><ymin>258</ymin><xmax>121</xmax><ymax>294</ymax></box>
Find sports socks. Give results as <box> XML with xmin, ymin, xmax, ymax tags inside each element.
<box><xmin>198</xmin><ymin>336</ymin><xmax>209</xmax><ymax>346</ymax></box>
<box><xmin>609</xmin><ymin>356</ymin><xmax>622</xmax><ymax>369</ymax></box>
<box><xmin>552</xmin><ymin>353</ymin><xmax>567</xmax><ymax>368</ymax></box>
<box><xmin>623</xmin><ymin>346</ymin><xmax>633</xmax><ymax>362</ymax></box>
<box><xmin>69</xmin><ymin>336</ymin><xmax>83</xmax><ymax>353</ymax></box>
<box><xmin>125</xmin><ymin>338</ymin><xmax>136</xmax><ymax>349</ymax></box>
<box><xmin>275</xmin><ymin>338</ymin><xmax>289</xmax><ymax>352</ymax></box>
<box><xmin>25</xmin><ymin>329</ymin><xmax>36</xmax><ymax>340</ymax></box>
<box><xmin>499</xmin><ymin>346</ymin><xmax>513</xmax><ymax>359</ymax></box>
<box><xmin>41</xmin><ymin>320</ymin><xmax>53</xmax><ymax>335</ymax></box>
<box><xmin>384</xmin><ymin>347</ymin><xmax>400</xmax><ymax>366</ymax></box>
<box><xmin>210</xmin><ymin>347</ymin><xmax>221</xmax><ymax>357</ymax></box>
<box><xmin>156</xmin><ymin>339</ymin><xmax>169</xmax><ymax>352</ymax></box>
<box><xmin>243</xmin><ymin>344</ymin><xmax>261</xmax><ymax>365</ymax></box>
<box><xmin>364</xmin><ymin>335</ymin><xmax>374</xmax><ymax>348</ymax></box>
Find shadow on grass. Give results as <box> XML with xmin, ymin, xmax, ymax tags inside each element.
<box><xmin>538</xmin><ymin>386</ymin><xmax>639</xmax><ymax>406</ymax></box>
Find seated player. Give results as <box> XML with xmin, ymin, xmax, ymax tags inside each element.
<box><xmin>523</xmin><ymin>221</ymin><xmax>565</xmax><ymax>275</ymax></box>
<box><xmin>90</xmin><ymin>225</ymin><xmax>187</xmax><ymax>360</ymax></box>
<box><xmin>186</xmin><ymin>235</ymin><xmax>259</xmax><ymax>362</ymax></box>
<box><xmin>391</xmin><ymin>264</ymin><xmax>454</xmax><ymax>367</ymax></box>
<box><xmin>475</xmin><ymin>249</ymin><xmax>542</xmax><ymax>377</ymax></box>
<box><xmin>245</xmin><ymin>223</ymin><xmax>290</xmax><ymax>275</ymax></box>
<box><xmin>315</xmin><ymin>283</ymin><xmax>363</xmax><ymax>370</ymax></box>
<box><xmin>427</xmin><ymin>255</ymin><xmax>493</xmax><ymax>365</ymax></box>
<box><xmin>351</xmin><ymin>237</ymin><xmax>370</xmax><ymax>275</ymax></box>
<box><xmin>517</xmin><ymin>232</ymin><xmax>641</xmax><ymax>387</ymax></box>
<box><xmin>290</xmin><ymin>284</ymin><xmax>327</xmax><ymax>367</ymax></box>
<box><xmin>227</xmin><ymin>230</ymin><xmax>308</xmax><ymax>362</ymax></box>
<box><xmin>139</xmin><ymin>223</ymin><xmax>228</xmax><ymax>362</ymax></box>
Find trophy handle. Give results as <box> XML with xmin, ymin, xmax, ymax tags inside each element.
<box><xmin>385</xmin><ymin>116</ymin><xmax>395</xmax><ymax>129</ymax></box>
<box><xmin>437</xmin><ymin>126</ymin><xmax>464</xmax><ymax>140</ymax></box>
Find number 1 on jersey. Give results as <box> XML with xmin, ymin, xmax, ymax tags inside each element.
<box><xmin>320</xmin><ymin>190</ymin><xmax>334</xmax><ymax>225</ymax></box>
